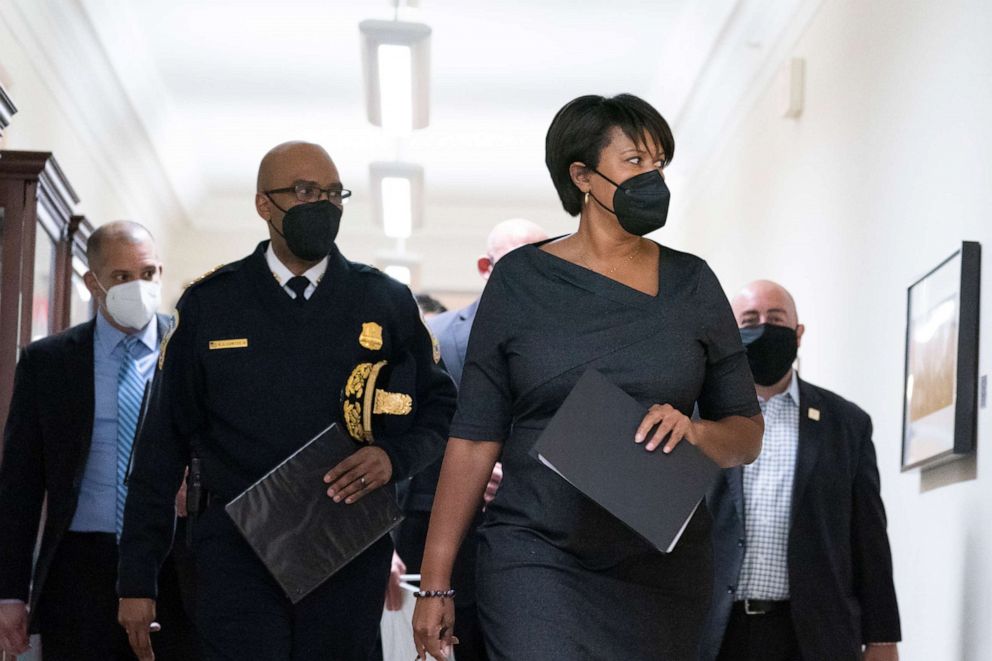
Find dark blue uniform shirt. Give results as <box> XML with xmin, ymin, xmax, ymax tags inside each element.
<box><xmin>117</xmin><ymin>241</ymin><xmax>456</xmax><ymax>598</ymax></box>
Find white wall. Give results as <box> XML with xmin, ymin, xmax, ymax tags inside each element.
<box><xmin>670</xmin><ymin>1</ymin><xmax>992</xmax><ymax>658</ymax></box>
<box><xmin>0</xmin><ymin>2</ymin><xmax>186</xmax><ymax>247</ymax></box>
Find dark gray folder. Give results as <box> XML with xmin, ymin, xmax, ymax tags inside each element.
<box><xmin>225</xmin><ymin>423</ymin><xmax>403</xmax><ymax>603</ymax></box>
<box><xmin>530</xmin><ymin>368</ymin><xmax>719</xmax><ymax>553</ymax></box>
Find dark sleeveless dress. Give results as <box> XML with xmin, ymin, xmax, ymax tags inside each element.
<box><xmin>447</xmin><ymin>240</ymin><xmax>761</xmax><ymax>661</ymax></box>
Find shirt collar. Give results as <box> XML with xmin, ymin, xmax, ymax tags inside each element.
<box><xmin>757</xmin><ymin>369</ymin><xmax>800</xmax><ymax>406</ymax></box>
<box><xmin>785</xmin><ymin>369</ymin><xmax>800</xmax><ymax>404</ymax></box>
<box><xmin>94</xmin><ymin>310</ymin><xmax>159</xmax><ymax>357</ymax></box>
<box><xmin>265</xmin><ymin>243</ymin><xmax>328</xmax><ymax>288</ymax></box>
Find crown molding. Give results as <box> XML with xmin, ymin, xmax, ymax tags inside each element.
<box><xmin>0</xmin><ymin>0</ymin><xmax>189</xmax><ymax>230</ymax></box>
<box><xmin>0</xmin><ymin>83</ymin><xmax>15</xmax><ymax>137</ymax></box>
<box><xmin>652</xmin><ymin>0</ymin><xmax>827</xmax><ymax>223</ymax></box>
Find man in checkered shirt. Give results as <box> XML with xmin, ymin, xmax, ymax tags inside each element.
<box><xmin>699</xmin><ymin>280</ymin><xmax>901</xmax><ymax>661</ymax></box>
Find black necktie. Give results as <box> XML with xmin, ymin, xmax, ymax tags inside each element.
<box><xmin>286</xmin><ymin>276</ymin><xmax>310</xmax><ymax>306</ymax></box>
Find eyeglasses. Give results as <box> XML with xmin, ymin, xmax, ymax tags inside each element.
<box><xmin>265</xmin><ymin>182</ymin><xmax>352</xmax><ymax>204</ymax></box>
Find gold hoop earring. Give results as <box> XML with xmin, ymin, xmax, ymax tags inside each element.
<box><xmin>584</xmin><ymin>192</ymin><xmax>589</xmax><ymax>205</ymax></box>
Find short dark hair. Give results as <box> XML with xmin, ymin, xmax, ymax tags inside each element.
<box><xmin>414</xmin><ymin>293</ymin><xmax>448</xmax><ymax>316</ymax></box>
<box><xmin>545</xmin><ymin>94</ymin><xmax>675</xmax><ymax>216</ymax></box>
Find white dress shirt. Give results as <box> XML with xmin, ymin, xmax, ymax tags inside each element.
<box><xmin>265</xmin><ymin>244</ymin><xmax>328</xmax><ymax>300</ymax></box>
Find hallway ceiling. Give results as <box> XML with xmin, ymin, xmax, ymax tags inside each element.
<box><xmin>70</xmin><ymin>0</ymin><xmax>816</xmax><ymax>234</ymax></box>
<box><xmin>78</xmin><ymin>0</ymin><xmax>679</xmax><ymax>223</ymax></box>
<box><xmin>0</xmin><ymin>0</ymin><xmax>822</xmax><ymax>266</ymax></box>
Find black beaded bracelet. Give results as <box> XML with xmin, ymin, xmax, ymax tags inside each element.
<box><xmin>412</xmin><ymin>589</ymin><xmax>456</xmax><ymax>599</ymax></box>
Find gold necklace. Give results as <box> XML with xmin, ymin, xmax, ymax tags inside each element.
<box><xmin>578</xmin><ymin>239</ymin><xmax>643</xmax><ymax>276</ymax></box>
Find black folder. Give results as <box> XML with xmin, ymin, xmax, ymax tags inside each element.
<box><xmin>530</xmin><ymin>368</ymin><xmax>719</xmax><ymax>553</ymax></box>
<box><xmin>225</xmin><ymin>423</ymin><xmax>403</xmax><ymax>603</ymax></box>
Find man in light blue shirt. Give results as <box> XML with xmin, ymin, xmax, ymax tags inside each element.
<box><xmin>72</xmin><ymin>308</ymin><xmax>159</xmax><ymax>532</ymax></box>
<box><xmin>0</xmin><ymin>221</ymin><xmax>196</xmax><ymax>660</ymax></box>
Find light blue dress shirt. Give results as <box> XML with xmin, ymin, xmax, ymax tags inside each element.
<box><xmin>69</xmin><ymin>313</ymin><xmax>159</xmax><ymax>532</ymax></box>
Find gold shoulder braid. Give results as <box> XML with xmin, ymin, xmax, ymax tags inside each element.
<box><xmin>431</xmin><ymin>331</ymin><xmax>441</xmax><ymax>365</ymax></box>
<box><xmin>157</xmin><ymin>309</ymin><xmax>180</xmax><ymax>370</ymax></box>
<box><xmin>184</xmin><ymin>263</ymin><xmax>227</xmax><ymax>289</ymax></box>
<box><xmin>417</xmin><ymin>310</ymin><xmax>442</xmax><ymax>364</ymax></box>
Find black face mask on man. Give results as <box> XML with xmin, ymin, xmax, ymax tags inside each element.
<box><xmin>739</xmin><ymin>323</ymin><xmax>799</xmax><ymax>386</ymax></box>
<box><xmin>267</xmin><ymin>199</ymin><xmax>342</xmax><ymax>262</ymax></box>
<box><xmin>588</xmin><ymin>168</ymin><xmax>671</xmax><ymax>236</ymax></box>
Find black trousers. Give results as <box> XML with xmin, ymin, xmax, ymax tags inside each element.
<box><xmin>193</xmin><ymin>506</ymin><xmax>392</xmax><ymax>660</ymax></box>
<box><xmin>716</xmin><ymin>603</ymin><xmax>801</xmax><ymax>661</ymax></box>
<box><xmin>36</xmin><ymin>531</ymin><xmax>197</xmax><ymax>661</ymax></box>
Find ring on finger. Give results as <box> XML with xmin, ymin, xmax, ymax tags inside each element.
<box><xmin>360</xmin><ymin>475</ymin><xmax>367</xmax><ymax>487</ymax></box>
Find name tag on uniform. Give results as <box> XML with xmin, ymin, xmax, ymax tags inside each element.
<box><xmin>209</xmin><ymin>338</ymin><xmax>249</xmax><ymax>350</ymax></box>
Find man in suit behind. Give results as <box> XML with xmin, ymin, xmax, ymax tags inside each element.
<box><xmin>700</xmin><ymin>280</ymin><xmax>901</xmax><ymax>661</ymax></box>
<box><xmin>0</xmin><ymin>221</ymin><xmax>195</xmax><ymax>659</ymax></box>
<box><xmin>395</xmin><ymin>218</ymin><xmax>547</xmax><ymax>661</ymax></box>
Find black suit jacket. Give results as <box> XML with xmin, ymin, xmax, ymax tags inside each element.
<box><xmin>700</xmin><ymin>378</ymin><xmax>901</xmax><ymax>661</ymax></box>
<box><xmin>0</xmin><ymin>314</ymin><xmax>170</xmax><ymax>628</ymax></box>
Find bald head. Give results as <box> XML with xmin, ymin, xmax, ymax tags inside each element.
<box><xmin>731</xmin><ymin>280</ymin><xmax>800</xmax><ymax>329</ymax></box>
<box><xmin>256</xmin><ymin>141</ymin><xmax>337</xmax><ymax>193</ymax></box>
<box><xmin>83</xmin><ymin>221</ymin><xmax>162</xmax><ymax>331</ymax></box>
<box><xmin>86</xmin><ymin>221</ymin><xmax>157</xmax><ymax>272</ymax></box>
<box><xmin>477</xmin><ymin>218</ymin><xmax>548</xmax><ymax>280</ymax></box>
<box><xmin>485</xmin><ymin>218</ymin><xmax>549</xmax><ymax>263</ymax></box>
<box><xmin>254</xmin><ymin>141</ymin><xmax>342</xmax><ymax>269</ymax></box>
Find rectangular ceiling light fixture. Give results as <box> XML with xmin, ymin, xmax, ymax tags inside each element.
<box><xmin>370</xmin><ymin>161</ymin><xmax>424</xmax><ymax>239</ymax></box>
<box><xmin>359</xmin><ymin>19</ymin><xmax>431</xmax><ymax>132</ymax></box>
<box><xmin>376</xmin><ymin>251</ymin><xmax>421</xmax><ymax>288</ymax></box>
<box><xmin>383</xmin><ymin>264</ymin><xmax>413</xmax><ymax>285</ymax></box>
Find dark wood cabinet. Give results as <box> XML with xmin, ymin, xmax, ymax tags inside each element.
<box><xmin>0</xmin><ymin>150</ymin><xmax>82</xmax><ymax>432</ymax></box>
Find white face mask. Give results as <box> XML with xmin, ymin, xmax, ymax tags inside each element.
<box><xmin>99</xmin><ymin>279</ymin><xmax>161</xmax><ymax>330</ymax></box>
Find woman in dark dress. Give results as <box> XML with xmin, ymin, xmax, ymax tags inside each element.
<box><xmin>413</xmin><ymin>94</ymin><xmax>763</xmax><ymax>661</ymax></box>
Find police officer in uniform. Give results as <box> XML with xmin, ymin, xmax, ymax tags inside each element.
<box><xmin>116</xmin><ymin>141</ymin><xmax>457</xmax><ymax>660</ymax></box>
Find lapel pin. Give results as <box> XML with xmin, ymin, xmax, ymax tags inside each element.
<box><xmin>808</xmin><ymin>407</ymin><xmax>821</xmax><ymax>421</ymax></box>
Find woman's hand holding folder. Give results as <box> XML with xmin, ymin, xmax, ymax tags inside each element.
<box><xmin>635</xmin><ymin>403</ymin><xmax>695</xmax><ymax>453</ymax></box>
<box><xmin>635</xmin><ymin>402</ymin><xmax>764</xmax><ymax>468</ymax></box>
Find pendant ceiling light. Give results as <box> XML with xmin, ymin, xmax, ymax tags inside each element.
<box><xmin>359</xmin><ymin>18</ymin><xmax>432</xmax><ymax>133</ymax></box>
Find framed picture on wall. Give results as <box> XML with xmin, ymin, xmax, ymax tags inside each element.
<box><xmin>901</xmin><ymin>241</ymin><xmax>981</xmax><ymax>470</ymax></box>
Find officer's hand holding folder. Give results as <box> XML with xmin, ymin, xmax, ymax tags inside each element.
<box><xmin>531</xmin><ymin>368</ymin><xmax>720</xmax><ymax>553</ymax></box>
<box><xmin>225</xmin><ymin>423</ymin><xmax>402</xmax><ymax>603</ymax></box>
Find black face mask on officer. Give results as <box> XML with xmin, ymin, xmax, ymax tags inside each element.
<box><xmin>266</xmin><ymin>199</ymin><xmax>342</xmax><ymax>262</ymax></box>
<box><xmin>588</xmin><ymin>168</ymin><xmax>671</xmax><ymax>236</ymax></box>
<box><xmin>739</xmin><ymin>323</ymin><xmax>799</xmax><ymax>386</ymax></box>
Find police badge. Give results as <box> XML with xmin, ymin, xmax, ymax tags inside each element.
<box><xmin>359</xmin><ymin>322</ymin><xmax>384</xmax><ymax>351</ymax></box>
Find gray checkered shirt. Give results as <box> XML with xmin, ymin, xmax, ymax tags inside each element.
<box><xmin>738</xmin><ymin>371</ymin><xmax>799</xmax><ymax>601</ymax></box>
